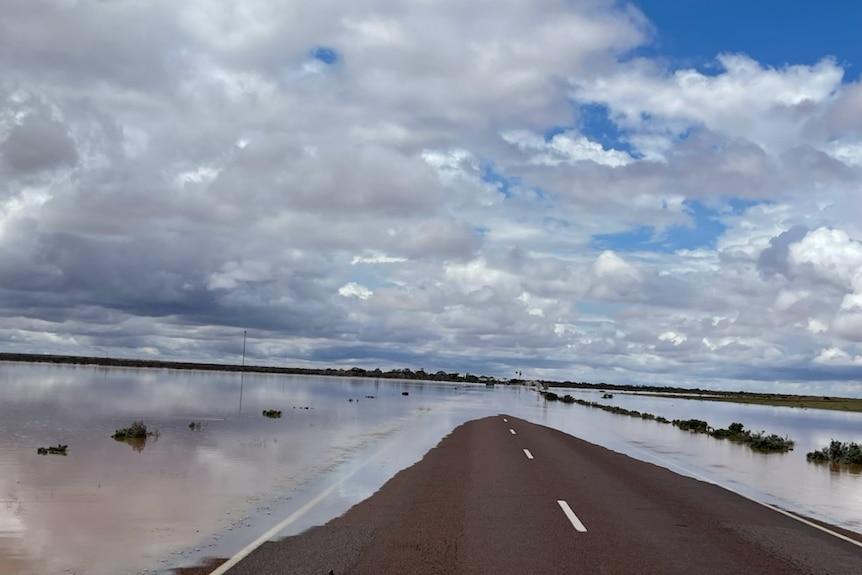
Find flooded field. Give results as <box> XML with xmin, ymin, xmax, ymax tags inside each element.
<box><xmin>1</xmin><ymin>363</ymin><xmax>861</xmax><ymax>574</ymax></box>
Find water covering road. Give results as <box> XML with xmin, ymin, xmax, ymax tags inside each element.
<box><xmin>1</xmin><ymin>363</ymin><xmax>860</xmax><ymax>574</ymax></box>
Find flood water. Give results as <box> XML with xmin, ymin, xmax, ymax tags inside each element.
<box><xmin>1</xmin><ymin>363</ymin><xmax>861</xmax><ymax>575</ymax></box>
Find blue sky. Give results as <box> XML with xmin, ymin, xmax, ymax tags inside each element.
<box><xmin>2</xmin><ymin>0</ymin><xmax>862</xmax><ymax>394</ymax></box>
<box><xmin>636</xmin><ymin>1</ymin><xmax>862</xmax><ymax>77</ymax></box>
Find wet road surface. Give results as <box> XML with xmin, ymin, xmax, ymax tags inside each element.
<box><xmin>198</xmin><ymin>415</ymin><xmax>862</xmax><ymax>575</ymax></box>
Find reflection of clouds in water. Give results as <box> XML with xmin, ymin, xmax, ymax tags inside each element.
<box><xmin>0</xmin><ymin>484</ymin><xmax>25</xmax><ymax>535</ymax></box>
<box><xmin>0</xmin><ymin>363</ymin><xmax>333</xmax><ymax>417</ymax></box>
<box><xmin>4</xmin><ymin>364</ymin><xmax>862</xmax><ymax>574</ymax></box>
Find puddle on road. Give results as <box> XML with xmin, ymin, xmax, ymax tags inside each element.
<box><xmin>2</xmin><ymin>364</ymin><xmax>862</xmax><ymax>574</ymax></box>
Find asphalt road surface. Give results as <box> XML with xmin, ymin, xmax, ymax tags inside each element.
<box><xmin>191</xmin><ymin>415</ymin><xmax>862</xmax><ymax>575</ymax></box>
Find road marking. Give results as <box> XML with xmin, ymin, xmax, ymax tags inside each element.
<box><xmin>509</xmin><ymin>428</ymin><xmax>516</xmax><ymax>435</ymax></box>
<box><xmin>626</xmin><ymin>445</ymin><xmax>862</xmax><ymax>549</ymax></box>
<box><xmin>557</xmin><ymin>500</ymin><xmax>587</xmax><ymax>532</ymax></box>
<box><xmin>207</xmin><ymin>414</ymin><xmax>423</xmax><ymax>575</ymax></box>
<box><xmin>523</xmin><ymin>449</ymin><xmax>534</xmax><ymax>460</ymax></box>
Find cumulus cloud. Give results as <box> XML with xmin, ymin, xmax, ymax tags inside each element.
<box><xmin>502</xmin><ymin>129</ymin><xmax>634</xmax><ymax>167</ymax></box>
<box><xmin>338</xmin><ymin>282</ymin><xmax>372</xmax><ymax>300</ymax></box>
<box><xmin>587</xmin><ymin>251</ymin><xmax>644</xmax><ymax>300</ymax></box>
<box><xmin>813</xmin><ymin>347</ymin><xmax>862</xmax><ymax>365</ymax></box>
<box><xmin>788</xmin><ymin>228</ymin><xmax>862</xmax><ymax>289</ymax></box>
<box><xmin>571</xmin><ymin>54</ymin><xmax>844</xmax><ymax>157</ymax></box>
<box><xmin>2</xmin><ymin>0</ymin><xmax>862</xmax><ymax>392</ymax></box>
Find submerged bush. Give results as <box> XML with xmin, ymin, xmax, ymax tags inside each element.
<box><xmin>37</xmin><ymin>444</ymin><xmax>68</xmax><ymax>455</ymax></box>
<box><xmin>710</xmin><ymin>422</ymin><xmax>749</xmax><ymax>440</ymax></box>
<box><xmin>728</xmin><ymin>422</ymin><xmax>745</xmax><ymax>434</ymax></box>
<box><xmin>707</xmin><ymin>422</ymin><xmax>793</xmax><ymax>452</ymax></box>
<box><xmin>673</xmin><ymin>419</ymin><xmax>710</xmax><ymax>433</ymax></box>
<box><xmin>748</xmin><ymin>432</ymin><xmax>794</xmax><ymax>452</ymax></box>
<box><xmin>807</xmin><ymin>440</ymin><xmax>862</xmax><ymax>465</ymax></box>
<box><xmin>262</xmin><ymin>409</ymin><xmax>282</xmax><ymax>418</ymax></box>
<box><xmin>112</xmin><ymin>421</ymin><xmax>149</xmax><ymax>440</ymax></box>
<box><xmin>546</xmin><ymin>391</ymin><xmax>794</xmax><ymax>454</ymax></box>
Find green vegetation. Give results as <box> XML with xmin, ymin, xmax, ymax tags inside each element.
<box><xmin>693</xmin><ymin>421</ymin><xmax>795</xmax><ymax>452</ymax></box>
<box><xmin>37</xmin><ymin>444</ymin><xmax>68</xmax><ymax>455</ymax></box>
<box><xmin>112</xmin><ymin>421</ymin><xmax>157</xmax><ymax>452</ymax></box>
<box><xmin>673</xmin><ymin>419</ymin><xmax>709</xmax><ymax>433</ymax></box>
<box><xmin>112</xmin><ymin>420</ymin><xmax>150</xmax><ymax>440</ymax></box>
<box><xmin>542</xmin><ymin>392</ymin><xmax>795</xmax><ymax>453</ymax></box>
<box><xmin>602</xmin><ymin>393</ymin><xmax>614</xmax><ymax>399</ymax></box>
<box><xmin>671</xmin><ymin>418</ymin><xmax>795</xmax><ymax>452</ymax></box>
<box><xmin>807</xmin><ymin>440</ymin><xmax>862</xmax><ymax>466</ymax></box>
<box><xmin>262</xmin><ymin>409</ymin><xmax>282</xmax><ymax>418</ymax></box>
<box><xmin>747</xmin><ymin>432</ymin><xmax>795</xmax><ymax>452</ymax></box>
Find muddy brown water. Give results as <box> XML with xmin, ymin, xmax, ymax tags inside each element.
<box><xmin>1</xmin><ymin>363</ymin><xmax>861</xmax><ymax>574</ymax></box>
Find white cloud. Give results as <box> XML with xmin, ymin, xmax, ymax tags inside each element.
<box><xmin>351</xmin><ymin>253</ymin><xmax>407</xmax><ymax>265</ymax></box>
<box><xmin>587</xmin><ymin>251</ymin><xmax>643</xmax><ymax>300</ymax></box>
<box><xmin>789</xmin><ymin>228</ymin><xmax>862</xmax><ymax>288</ymax></box>
<box><xmin>658</xmin><ymin>331</ymin><xmax>686</xmax><ymax>345</ymax></box>
<box><xmin>813</xmin><ymin>347</ymin><xmax>862</xmax><ymax>366</ymax></box>
<box><xmin>3</xmin><ymin>0</ymin><xmax>862</xmax><ymax>391</ymax></box>
<box><xmin>825</xmin><ymin>141</ymin><xmax>862</xmax><ymax>167</ymax></box>
<box><xmin>338</xmin><ymin>282</ymin><xmax>372</xmax><ymax>300</ymax></box>
<box><xmin>502</xmin><ymin>129</ymin><xmax>633</xmax><ymax>167</ymax></box>
<box><xmin>571</xmin><ymin>54</ymin><xmax>844</xmax><ymax>158</ymax></box>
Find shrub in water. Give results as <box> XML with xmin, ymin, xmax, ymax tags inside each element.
<box><xmin>673</xmin><ymin>419</ymin><xmax>709</xmax><ymax>433</ymax></box>
<box><xmin>748</xmin><ymin>432</ymin><xmax>794</xmax><ymax>452</ymax></box>
<box><xmin>37</xmin><ymin>444</ymin><xmax>68</xmax><ymax>455</ymax></box>
<box><xmin>112</xmin><ymin>421</ymin><xmax>149</xmax><ymax>440</ymax></box>
<box><xmin>807</xmin><ymin>440</ymin><xmax>862</xmax><ymax>465</ymax></box>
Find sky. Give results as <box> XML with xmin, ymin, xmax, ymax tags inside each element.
<box><xmin>2</xmin><ymin>0</ymin><xmax>862</xmax><ymax>393</ymax></box>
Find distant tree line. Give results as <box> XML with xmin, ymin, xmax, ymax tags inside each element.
<box><xmin>0</xmin><ymin>353</ymin><xmax>498</xmax><ymax>384</ymax></box>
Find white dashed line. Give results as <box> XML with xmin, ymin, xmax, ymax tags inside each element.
<box><xmin>523</xmin><ymin>449</ymin><xmax>534</xmax><ymax>460</ymax></box>
<box><xmin>509</xmin><ymin>428</ymin><xmax>516</xmax><ymax>435</ymax></box>
<box><xmin>557</xmin><ymin>500</ymin><xmax>587</xmax><ymax>532</ymax></box>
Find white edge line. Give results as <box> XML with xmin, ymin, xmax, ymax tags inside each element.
<box><xmin>523</xmin><ymin>449</ymin><xmax>534</xmax><ymax>460</ymax></box>
<box><xmin>627</xmin><ymin>446</ymin><xmax>862</xmax><ymax>549</ymax></box>
<box><xmin>208</xmin><ymin>412</ymin><xmax>423</xmax><ymax>574</ymax></box>
<box><xmin>208</xmin><ymin>482</ymin><xmax>340</xmax><ymax>575</ymax></box>
<box><xmin>509</xmin><ymin>428</ymin><xmax>516</xmax><ymax>435</ymax></box>
<box><xmin>557</xmin><ymin>500</ymin><xmax>587</xmax><ymax>532</ymax></box>
<box><xmin>761</xmin><ymin>502</ymin><xmax>862</xmax><ymax>549</ymax></box>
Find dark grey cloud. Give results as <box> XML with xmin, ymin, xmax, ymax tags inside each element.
<box><xmin>2</xmin><ymin>1</ymin><xmax>862</xmax><ymax>392</ymax></box>
<box><xmin>1</xmin><ymin>109</ymin><xmax>77</xmax><ymax>175</ymax></box>
<box><xmin>757</xmin><ymin>225</ymin><xmax>809</xmax><ymax>278</ymax></box>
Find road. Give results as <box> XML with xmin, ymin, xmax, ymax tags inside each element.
<box><xmin>188</xmin><ymin>415</ymin><xmax>862</xmax><ymax>575</ymax></box>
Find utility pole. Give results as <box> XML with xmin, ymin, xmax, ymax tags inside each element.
<box><xmin>239</xmin><ymin>330</ymin><xmax>247</xmax><ymax>415</ymax></box>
